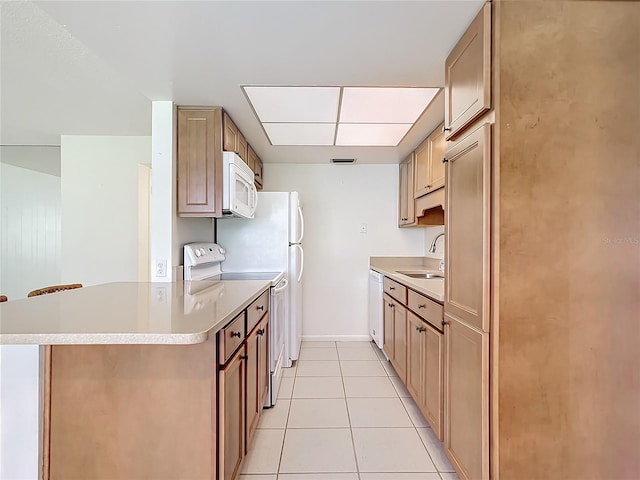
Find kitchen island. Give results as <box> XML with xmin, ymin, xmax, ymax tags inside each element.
<box><xmin>0</xmin><ymin>280</ymin><xmax>272</xmax><ymax>480</ymax></box>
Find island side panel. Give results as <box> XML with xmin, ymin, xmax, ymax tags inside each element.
<box><xmin>47</xmin><ymin>340</ymin><xmax>216</xmax><ymax>479</ymax></box>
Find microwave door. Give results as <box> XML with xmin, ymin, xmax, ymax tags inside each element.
<box><xmin>234</xmin><ymin>175</ymin><xmax>257</xmax><ymax>219</ymax></box>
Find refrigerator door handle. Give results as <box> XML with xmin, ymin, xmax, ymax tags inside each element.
<box><xmin>297</xmin><ymin>205</ymin><xmax>304</xmax><ymax>243</ymax></box>
<box><xmin>294</xmin><ymin>244</ymin><xmax>304</xmax><ymax>282</ymax></box>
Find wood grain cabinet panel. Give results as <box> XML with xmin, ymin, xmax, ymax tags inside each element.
<box><xmin>383</xmin><ymin>293</ymin><xmax>395</xmax><ymax>361</ymax></box>
<box><xmin>444</xmin><ymin>2</ymin><xmax>491</xmax><ymax>140</ymax></box>
<box><xmin>399</xmin><ymin>153</ymin><xmax>416</xmax><ymax>226</ymax></box>
<box><xmin>406</xmin><ymin>311</ymin><xmax>444</xmax><ymax>440</ymax></box>
<box><xmin>177</xmin><ymin>107</ymin><xmax>223</xmax><ymax>217</ymax></box>
<box><xmin>444</xmin><ymin>315</ymin><xmax>489</xmax><ymax>480</ymax></box>
<box><xmin>48</xmin><ymin>342</ymin><xmax>217</xmax><ymax>480</ymax></box>
<box><xmin>391</xmin><ymin>298</ymin><xmax>407</xmax><ymax>383</ymax></box>
<box><xmin>245</xmin><ymin>323</ymin><xmax>260</xmax><ymax>452</ymax></box>
<box><xmin>415</xmin><ymin>123</ymin><xmax>447</xmax><ymax>198</ymax></box>
<box><xmin>219</xmin><ymin>346</ymin><xmax>246</xmax><ymax>480</ymax></box>
<box><xmin>247</xmin><ymin>145</ymin><xmax>264</xmax><ymax>190</ymax></box>
<box><xmin>445</xmin><ymin>123</ymin><xmax>491</xmax><ymax>332</ymax></box>
<box><xmin>223</xmin><ymin>111</ymin><xmax>240</xmax><ymax>153</ymax></box>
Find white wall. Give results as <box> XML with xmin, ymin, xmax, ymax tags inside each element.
<box><xmin>265</xmin><ymin>163</ymin><xmax>425</xmax><ymax>340</ymax></box>
<box><xmin>0</xmin><ymin>154</ymin><xmax>62</xmax><ymax>480</ymax></box>
<box><xmin>424</xmin><ymin>225</ymin><xmax>445</xmax><ymax>260</ymax></box>
<box><xmin>60</xmin><ymin>135</ymin><xmax>150</xmax><ymax>286</ymax></box>
<box><xmin>150</xmin><ymin>102</ymin><xmax>214</xmax><ymax>282</ymax></box>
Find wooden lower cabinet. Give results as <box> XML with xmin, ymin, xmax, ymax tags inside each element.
<box><xmin>383</xmin><ymin>293</ymin><xmax>395</xmax><ymax>360</ymax></box>
<box><xmin>444</xmin><ymin>315</ymin><xmax>489</xmax><ymax>480</ymax></box>
<box><xmin>392</xmin><ymin>300</ymin><xmax>407</xmax><ymax>383</ymax></box>
<box><xmin>383</xmin><ymin>293</ymin><xmax>407</xmax><ymax>383</ymax></box>
<box><xmin>219</xmin><ymin>346</ymin><xmax>246</xmax><ymax>480</ymax></box>
<box><xmin>245</xmin><ymin>315</ymin><xmax>269</xmax><ymax>453</ymax></box>
<box><xmin>407</xmin><ymin>311</ymin><xmax>444</xmax><ymax>440</ymax></box>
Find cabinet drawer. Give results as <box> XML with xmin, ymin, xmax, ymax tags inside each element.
<box><xmin>383</xmin><ymin>277</ymin><xmax>407</xmax><ymax>304</ymax></box>
<box><xmin>408</xmin><ymin>290</ymin><xmax>443</xmax><ymax>330</ymax></box>
<box><xmin>219</xmin><ymin>313</ymin><xmax>246</xmax><ymax>364</ymax></box>
<box><xmin>247</xmin><ymin>290</ymin><xmax>269</xmax><ymax>334</ymax></box>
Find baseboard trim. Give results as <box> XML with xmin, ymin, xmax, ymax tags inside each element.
<box><xmin>301</xmin><ymin>334</ymin><xmax>372</xmax><ymax>342</ymax></box>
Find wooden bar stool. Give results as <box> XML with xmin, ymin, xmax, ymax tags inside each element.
<box><xmin>28</xmin><ymin>284</ymin><xmax>83</xmax><ymax>297</ymax></box>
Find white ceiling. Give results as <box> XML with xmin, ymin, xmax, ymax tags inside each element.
<box><xmin>0</xmin><ymin>0</ymin><xmax>485</xmax><ymax>164</ymax></box>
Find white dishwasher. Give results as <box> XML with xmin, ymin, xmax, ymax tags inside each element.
<box><xmin>368</xmin><ymin>269</ymin><xmax>384</xmax><ymax>349</ymax></box>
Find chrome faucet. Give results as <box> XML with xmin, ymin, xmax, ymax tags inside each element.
<box><xmin>428</xmin><ymin>232</ymin><xmax>445</xmax><ymax>254</ymax></box>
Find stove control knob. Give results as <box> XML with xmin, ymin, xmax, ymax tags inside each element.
<box><xmin>218</xmin><ymin>246</ymin><xmax>226</xmax><ymax>254</ymax></box>
<box><xmin>194</xmin><ymin>249</ymin><xmax>201</xmax><ymax>257</ymax></box>
<box><xmin>199</xmin><ymin>248</ymin><xmax>206</xmax><ymax>256</ymax></box>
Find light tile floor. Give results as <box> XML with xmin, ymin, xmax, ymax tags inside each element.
<box><xmin>240</xmin><ymin>341</ymin><xmax>459</xmax><ymax>480</ymax></box>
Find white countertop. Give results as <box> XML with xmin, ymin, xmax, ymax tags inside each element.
<box><xmin>0</xmin><ymin>280</ymin><xmax>271</xmax><ymax>345</ymax></box>
<box><xmin>370</xmin><ymin>256</ymin><xmax>444</xmax><ymax>302</ymax></box>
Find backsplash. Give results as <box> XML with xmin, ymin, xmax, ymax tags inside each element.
<box><xmin>424</xmin><ymin>225</ymin><xmax>445</xmax><ymax>259</ymax></box>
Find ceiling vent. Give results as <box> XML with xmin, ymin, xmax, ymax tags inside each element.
<box><xmin>331</xmin><ymin>158</ymin><xmax>357</xmax><ymax>165</ymax></box>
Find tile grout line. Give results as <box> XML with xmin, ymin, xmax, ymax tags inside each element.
<box><xmin>339</xmin><ymin>344</ymin><xmax>363</xmax><ymax>480</ymax></box>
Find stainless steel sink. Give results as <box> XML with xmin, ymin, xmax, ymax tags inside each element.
<box><xmin>397</xmin><ymin>271</ymin><xmax>444</xmax><ymax>279</ymax></box>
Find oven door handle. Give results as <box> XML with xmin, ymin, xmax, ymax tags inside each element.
<box><xmin>273</xmin><ymin>278</ymin><xmax>289</xmax><ymax>294</ymax></box>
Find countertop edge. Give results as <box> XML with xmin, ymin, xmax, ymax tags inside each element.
<box><xmin>371</xmin><ymin>265</ymin><xmax>444</xmax><ymax>303</ymax></box>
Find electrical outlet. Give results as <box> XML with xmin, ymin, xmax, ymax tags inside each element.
<box><xmin>360</xmin><ymin>223</ymin><xmax>368</xmax><ymax>234</ymax></box>
<box><xmin>156</xmin><ymin>259</ymin><xmax>167</xmax><ymax>277</ymax></box>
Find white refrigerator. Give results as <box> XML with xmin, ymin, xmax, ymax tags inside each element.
<box><xmin>217</xmin><ymin>191</ymin><xmax>304</xmax><ymax>366</ymax></box>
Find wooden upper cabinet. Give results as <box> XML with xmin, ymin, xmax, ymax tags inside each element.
<box><xmin>415</xmin><ymin>122</ymin><xmax>447</xmax><ymax>198</ymax></box>
<box><xmin>223</xmin><ymin>111</ymin><xmax>248</xmax><ymax>161</ymax></box>
<box><xmin>177</xmin><ymin>107</ymin><xmax>223</xmax><ymax>217</ymax></box>
<box><xmin>414</xmin><ymin>137</ymin><xmax>430</xmax><ymax>198</ymax></box>
<box><xmin>428</xmin><ymin>125</ymin><xmax>447</xmax><ymax>191</ymax></box>
<box><xmin>399</xmin><ymin>153</ymin><xmax>416</xmax><ymax>226</ymax></box>
<box><xmin>445</xmin><ymin>123</ymin><xmax>491</xmax><ymax>332</ymax></box>
<box><xmin>444</xmin><ymin>3</ymin><xmax>491</xmax><ymax>140</ymax></box>
<box><xmin>247</xmin><ymin>145</ymin><xmax>264</xmax><ymax>190</ymax></box>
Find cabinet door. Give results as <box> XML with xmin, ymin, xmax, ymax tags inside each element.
<box><xmin>444</xmin><ymin>315</ymin><xmax>489</xmax><ymax>480</ymax></box>
<box><xmin>424</xmin><ymin>324</ymin><xmax>443</xmax><ymax>440</ymax></box>
<box><xmin>428</xmin><ymin>124</ymin><xmax>447</xmax><ymax>191</ymax></box>
<box><xmin>245</xmin><ymin>327</ymin><xmax>260</xmax><ymax>453</ymax></box>
<box><xmin>383</xmin><ymin>293</ymin><xmax>395</xmax><ymax>361</ymax></box>
<box><xmin>444</xmin><ymin>3</ymin><xmax>491</xmax><ymax>139</ymax></box>
<box><xmin>257</xmin><ymin>317</ymin><xmax>270</xmax><ymax>409</ymax></box>
<box><xmin>406</xmin><ymin>311</ymin><xmax>425</xmax><ymax>404</ymax></box>
<box><xmin>219</xmin><ymin>347</ymin><xmax>245</xmax><ymax>480</ymax></box>
<box><xmin>445</xmin><ymin>123</ymin><xmax>491</xmax><ymax>332</ymax></box>
<box><xmin>399</xmin><ymin>153</ymin><xmax>415</xmax><ymax>226</ymax></box>
<box><xmin>223</xmin><ymin>111</ymin><xmax>239</xmax><ymax>153</ymax></box>
<box><xmin>177</xmin><ymin>108</ymin><xmax>223</xmax><ymax>217</ymax></box>
<box><xmin>392</xmin><ymin>299</ymin><xmax>407</xmax><ymax>383</ymax></box>
<box><xmin>237</xmin><ymin>131</ymin><xmax>248</xmax><ymax>161</ymax></box>
<box><xmin>414</xmin><ymin>137</ymin><xmax>430</xmax><ymax>198</ymax></box>
<box><xmin>254</xmin><ymin>157</ymin><xmax>264</xmax><ymax>189</ymax></box>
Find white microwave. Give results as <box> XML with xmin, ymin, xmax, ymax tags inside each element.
<box><xmin>222</xmin><ymin>152</ymin><xmax>258</xmax><ymax>219</ymax></box>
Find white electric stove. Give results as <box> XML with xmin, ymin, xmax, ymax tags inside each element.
<box><xmin>183</xmin><ymin>242</ymin><xmax>287</xmax><ymax>407</ymax></box>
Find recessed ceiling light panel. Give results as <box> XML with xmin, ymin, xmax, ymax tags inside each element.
<box><xmin>335</xmin><ymin>123</ymin><xmax>412</xmax><ymax>146</ymax></box>
<box><xmin>339</xmin><ymin>87</ymin><xmax>439</xmax><ymax>123</ymax></box>
<box><xmin>244</xmin><ymin>86</ymin><xmax>340</xmax><ymax>122</ymax></box>
<box><xmin>263</xmin><ymin>123</ymin><xmax>336</xmax><ymax>146</ymax></box>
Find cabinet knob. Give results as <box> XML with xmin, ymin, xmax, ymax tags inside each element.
<box><xmin>442</xmin><ymin>320</ymin><xmax>449</xmax><ymax>326</ymax></box>
<box><xmin>442</xmin><ymin>126</ymin><xmax>451</xmax><ymax>132</ymax></box>
<box><xmin>426</xmin><ymin>185</ymin><xmax>431</xmax><ymax>189</ymax></box>
<box><xmin>418</xmin><ymin>304</ymin><xmax>426</xmax><ymax>309</ymax></box>
<box><xmin>388</xmin><ymin>303</ymin><xmax>394</xmax><ymax>308</ymax></box>
<box><xmin>389</xmin><ymin>287</ymin><xmax>395</xmax><ymax>290</ymax></box>
<box><xmin>255</xmin><ymin>172</ymin><xmax>259</xmax><ymax>177</ymax></box>
<box><xmin>230</xmin><ymin>331</ymin><xmax>241</xmax><ymax>338</ymax></box>
<box><xmin>442</xmin><ymin>157</ymin><xmax>449</xmax><ymax>164</ymax></box>
<box><xmin>257</xmin><ymin>328</ymin><xmax>265</xmax><ymax>336</ymax></box>
<box><xmin>240</xmin><ymin>354</ymin><xmax>249</xmax><ymax>361</ymax></box>
<box><xmin>256</xmin><ymin>305</ymin><xmax>264</xmax><ymax>311</ymax></box>
<box><xmin>418</xmin><ymin>327</ymin><xmax>427</xmax><ymax>333</ymax></box>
